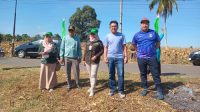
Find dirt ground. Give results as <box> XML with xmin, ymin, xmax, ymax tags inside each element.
<box><xmin>164</xmin><ymin>84</ymin><xmax>200</xmax><ymax>112</ymax></box>
<box><xmin>1</xmin><ymin>66</ymin><xmax>200</xmax><ymax>112</ymax></box>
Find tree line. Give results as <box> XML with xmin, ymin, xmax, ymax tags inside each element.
<box><xmin>0</xmin><ymin>33</ymin><xmax>61</xmax><ymax>43</ymax></box>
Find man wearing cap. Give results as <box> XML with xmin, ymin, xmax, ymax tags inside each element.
<box><xmin>59</xmin><ymin>25</ymin><xmax>82</xmax><ymax>89</ymax></box>
<box><xmin>132</xmin><ymin>18</ymin><xmax>164</xmax><ymax>100</ymax></box>
<box><xmin>104</xmin><ymin>20</ymin><xmax>128</xmax><ymax>98</ymax></box>
<box><xmin>83</xmin><ymin>28</ymin><xmax>104</xmax><ymax>97</ymax></box>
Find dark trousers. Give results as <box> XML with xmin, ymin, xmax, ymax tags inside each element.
<box><xmin>157</xmin><ymin>61</ymin><xmax>161</xmax><ymax>75</ymax></box>
<box><xmin>147</xmin><ymin>61</ymin><xmax>161</xmax><ymax>75</ymax></box>
<box><xmin>137</xmin><ymin>57</ymin><xmax>163</xmax><ymax>92</ymax></box>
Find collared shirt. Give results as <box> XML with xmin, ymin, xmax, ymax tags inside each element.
<box><xmin>104</xmin><ymin>32</ymin><xmax>126</xmax><ymax>58</ymax></box>
<box><xmin>132</xmin><ymin>29</ymin><xmax>160</xmax><ymax>58</ymax></box>
<box><xmin>59</xmin><ymin>34</ymin><xmax>82</xmax><ymax>59</ymax></box>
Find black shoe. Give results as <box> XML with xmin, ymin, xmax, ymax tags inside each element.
<box><xmin>157</xmin><ymin>92</ymin><xmax>164</xmax><ymax>100</ymax></box>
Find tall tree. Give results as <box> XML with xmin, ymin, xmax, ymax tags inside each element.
<box><xmin>54</xmin><ymin>33</ymin><xmax>61</xmax><ymax>40</ymax></box>
<box><xmin>148</xmin><ymin>0</ymin><xmax>178</xmax><ymax>48</ymax></box>
<box><xmin>0</xmin><ymin>33</ymin><xmax>3</xmax><ymax>42</ymax></box>
<box><xmin>4</xmin><ymin>34</ymin><xmax>13</xmax><ymax>41</ymax></box>
<box><xmin>69</xmin><ymin>5</ymin><xmax>100</xmax><ymax>42</ymax></box>
<box><xmin>21</xmin><ymin>34</ymin><xmax>31</xmax><ymax>41</ymax></box>
<box><xmin>16</xmin><ymin>34</ymin><xmax>22</xmax><ymax>41</ymax></box>
<box><xmin>32</xmin><ymin>34</ymin><xmax>42</xmax><ymax>41</ymax></box>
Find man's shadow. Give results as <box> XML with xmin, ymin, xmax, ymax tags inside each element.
<box><xmin>125</xmin><ymin>80</ymin><xmax>184</xmax><ymax>95</ymax></box>
<box><xmin>161</xmin><ymin>72</ymin><xmax>185</xmax><ymax>76</ymax></box>
<box><xmin>145</xmin><ymin>80</ymin><xmax>184</xmax><ymax>94</ymax></box>
<box><xmin>55</xmin><ymin>78</ymin><xmax>108</xmax><ymax>92</ymax></box>
<box><xmin>55</xmin><ymin>77</ymin><xmax>184</xmax><ymax>95</ymax></box>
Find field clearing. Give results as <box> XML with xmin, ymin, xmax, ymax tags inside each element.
<box><xmin>1</xmin><ymin>65</ymin><xmax>200</xmax><ymax>112</ymax></box>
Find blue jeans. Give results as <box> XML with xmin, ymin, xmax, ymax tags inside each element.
<box><xmin>108</xmin><ymin>58</ymin><xmax>124</xmax><ymax>93</ymax></box>
<box><xmin>137</xmin><ymin>57</ymin><xmax>163</xmax><ymax>92</ymax></box>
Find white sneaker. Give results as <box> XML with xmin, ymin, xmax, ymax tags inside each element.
<box><xmin>49</xmin><ymin>89</ymin><xmax>53</xmax><ymax>92</ymax></box>
<box><xmin>87</xmin><ymin>88</ymin><xmax>91</xmax><ymax>93</ymax></box>
<box><xmin>118</xmin><ymin>92</ymin><xmax>126</xmax><ymax>98</ymax></box>
<box><xmin>89</xmin><ymin>91</ymin><xmax>94</xmax><ymax>97</ymax></box>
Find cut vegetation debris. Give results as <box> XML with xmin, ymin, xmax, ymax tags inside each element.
<box><xmin>0</xmin><ymin>66</ymin><xmax>200</xmax><ymax>112</ymax></box>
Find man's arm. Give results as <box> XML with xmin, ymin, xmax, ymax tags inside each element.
<box><xmin>123</xmin><ymin>44</ymin><xmax>128</xmax><ymax>64</ymax></box>
<box><xmin>155</xmin><ymin>31</ymin><xmax>161</xmax><ymax>49</ymax></box>
<box><xmin>77</xmin><ymin>39</ymin><xmax>82</xmax><ymax>58</ymax></box>
<box><xmin>156</xmin><ymin>41</ymin><xmax>160</xmax><ymax>49</ymax></box>
<box><xmin>104</xmin><ymin>46</ymin><xmax>108</xmax><ymax>63</ymax></box>
<box><xmin>132</xmin><ymin>44</ymin><xmax>137</xmax><ymax>52</ymax></box>
<box><xmin>59</xmin><ymin>38</ymin><xmax>65</xmax><ymax>59</ymax></box>
<box><xmin>58</xmin><ymin>38</ymin><xmax>65</xmax><ymax>64</ymax></box>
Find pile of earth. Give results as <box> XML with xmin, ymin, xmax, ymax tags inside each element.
<box><xmin>164</xmin><ymin>85</ymin><xmax>200</xmax><ymax>112</ymax></box>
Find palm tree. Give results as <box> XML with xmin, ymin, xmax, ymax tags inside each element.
<box><xmin>148</xmin><ymin>0</ymin><xmax>178</xmax><ymax>48</ymax></box>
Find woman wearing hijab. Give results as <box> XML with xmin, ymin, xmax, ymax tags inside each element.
<box><xmin>38</xmin><ymin>32</ymin><xmax>58</xmax><ymax>92</ymax></box>
<box><xmin>83</xmin><ymin>28</ymin><xmax>104</xmax><ymax>97</ymax></box>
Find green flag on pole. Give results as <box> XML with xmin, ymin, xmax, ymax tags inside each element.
<box><xmin>154</xmin><ymin>15</ymin><xmax>160</xmax><ymax>33</ymax></box>
<box><xmin>62</xmin><ymin>19</ymin><xmax>66</xmax><ymax>39</ymax></box>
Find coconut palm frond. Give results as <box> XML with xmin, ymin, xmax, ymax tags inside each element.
<box><xmin>168</xmin><ymin>1</ymin><xmax>173</xmax><ymax>16</ymax></box>
<box><xmin>157</xmin><ymin>1</ymin><xmax>163</xmax><ymax>15</ymax></box>
<box><xmin>149</xmin><ymin>0</ymin><xmax>160</xmax><ymax>10</ymax></box>
<box><xmin>172</xmin><ymin>0</ymin><xmax>178</xmax><ymax>11</ymax></box>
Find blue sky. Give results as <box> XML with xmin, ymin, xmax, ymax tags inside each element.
<box><xmin>0</xmin><ymin>0</ymin><xmax>200</xmax><ymax>48</ymax></box>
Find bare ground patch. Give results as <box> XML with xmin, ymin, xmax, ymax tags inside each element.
<box><xmin>0</xmin><ymin>66</ymin><xmax>199</xmax><ymax>112</ymax></box>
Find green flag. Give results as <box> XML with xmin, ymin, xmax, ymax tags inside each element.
<box><xmin>62</xmin><ymin>19</ymin><xmax>66</xmax><ymax>39</ymax></box>
<box><xmin>154</xmin><ymin>16</ymin><xmax>160</xmax><ymax>33</ymax></box>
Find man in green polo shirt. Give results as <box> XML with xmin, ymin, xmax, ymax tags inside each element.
<box><xmin>59</xmin><ymin>25</ymin><xmax>82</xmax><ymax>89</ymax></box>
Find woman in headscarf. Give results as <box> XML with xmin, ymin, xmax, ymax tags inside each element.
<box><xmin>38</xmin><ymin>32</ymin><xmax>58</xmax><ymax>92</ymax></box>
<box><xmin>83</xmin><ymin>28</ymin><xmax>104</xmax><ymax>97</ymax></box>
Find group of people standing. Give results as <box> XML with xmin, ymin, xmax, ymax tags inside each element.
<box><xmin>38</xmin><ymin>18</ymin><xmax>164</xmax><ymax>100</ymax></box>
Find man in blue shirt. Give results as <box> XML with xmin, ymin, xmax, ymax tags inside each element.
<box><xmin>132</xmin><ymin>18</ymin><xmax>164</xmax><ymax>100</ymax></box>
<box><xmin>147</xmin><ymin>32</ymin><xmax>164</xmax><ymax>75</ymax></box>
<box><xmin>104</xmin><ymin>20</ymin><xmax>128</xmax><ymax>98</ymax></box>
<box><xmin>59</xmin><ymin>25</ymin><xmax>82</xmax><ymax>89</ymax></box>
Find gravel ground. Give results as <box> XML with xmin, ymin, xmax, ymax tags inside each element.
<box><xmin>0</xmin><ymin>57</ymin><xmax>200</xmax><ymax>77</ymax></box>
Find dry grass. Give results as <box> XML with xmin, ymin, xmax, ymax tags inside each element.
<box><xmin>161</xmin><ymin>47</ymin><xmax>197</xmax><ymax>64</ymax></box>
<box><xmin>1</xmin><ymin>41</ymin><xmax>26</xmax><ymax>57</ymax></box>
<box><xmin>1</xmin><ymin>65</ymin><xmax>200</xmax><ymax>112</ymax></box>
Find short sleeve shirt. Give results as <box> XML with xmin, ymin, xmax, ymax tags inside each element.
<box><xmin>104</xmin><ymin>32</ymin><xmax>126</xmax><ymax>58</ymax></box>
<box><xmin>132</xmin><ymin>29</ymin><xmax>160</xmax><ymax>58</ymax></box>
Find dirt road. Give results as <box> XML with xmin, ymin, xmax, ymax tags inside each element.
<box><xmin>0</xmin><ymin>57</ymin><xmax>199</xmax><ymax>77</ymax></box>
